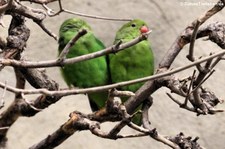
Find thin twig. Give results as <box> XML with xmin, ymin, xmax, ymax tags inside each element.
<box><xmin>187</xmin><ymin>20</ymin><xmax>201</xmax><ymax>62</ymax></box>
<box><xmin>197</xmin><ymin>0</ymin><xmax>225</xmax><ymax>25</ymax></box>
<box><xmin>209</xmin><ymin>54</ymin><xmax>224</xmax><ymax>69</ymax></box>
<box><xmin>63</xmin><ymin>9</ymin><xmax>132</xmax><ymax>21</ymax></box>
<box><xmin>0</xmin><ymin>127</ymin><xmax>9</xmax><ymax>130</ymax></box>
<box><xmin>107</xmin><ymin>120</ymin><xmax>127</xmax><ymax>139</ymax></box>
<box><xmin>20</xmin><ymin>0</ymin><xmax>58</xmax><ymax>4</ymax></box>
<box><xmin>35</xmin><ymin>21</ymin><xmax>57</xmax><ymax>40</ymax></box>
<box><xmin>57</xmin><ymin>29</ymin><xmax>87</xmax><ymax>62</ymax></box>
<box><xmin>182</xmin><ymin>70</ymin><xmax>196</xmax><ymax>106</ymax></box>
<box><xmin>0</xmin><ymin>81</ymin><xmax>7</xmax><ymax>109</ymax></box>
<box><xmin>23</xmin><ymin>98</ymin><xmax>43</xmax><ymax>112</ymax></box>
<box><xmin>42</xmin><ymin>4</ymin><xmax>55</xmax><ymax>15</ymax></box>
<box><xmin>167</xmin><ymin>93</ymin><xmax>202</xmax><ymax>113</ymax></box>
<box><xmin>91</xmin><ymin>126</ymin><xmax>148</xmax><ymax>139</ymax></box>
<box><xmin>190</xmin><ymin>70</ymin><xmax>215</xmax><ymax>95</ymax></box>
<box><xmin>141</xmin><ymin>97</ymin><xmax>153</xmax><ymax>128</ymax></box>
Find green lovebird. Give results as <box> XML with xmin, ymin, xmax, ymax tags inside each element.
<box><xmin>109</xmin><ymin>19</ymin><xmax>154</xmax><ymax>124</ymax></box>
<box><xmin>58</xmin><ymin>18</ymin><xmax>109</xmax><ymax>111</ymax></box>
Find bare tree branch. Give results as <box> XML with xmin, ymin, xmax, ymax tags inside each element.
<box><xmin>0</xmin><ymin>50</ymin><xmax>224</xmax><ymax>97</ymax></box>
<box><xmin>20</xmin><ymin>0</ymin><xmax>58</xmax><ymax>4</ymax></box>
<box><xmin>0</xmin><ymin>0</ymin><xmax>224</xmax><ymax>148</ymax></box>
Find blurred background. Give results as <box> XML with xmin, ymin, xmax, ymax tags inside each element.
<box><xmin>0</xmin><ymin>0</ymin><xmax>225</xmax><ymax>148</ymax></box>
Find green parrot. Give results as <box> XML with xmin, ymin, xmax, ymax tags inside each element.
<box><xmin>109</xmin><ymin>19</ymin><xmax>154</xmax><ymax>124</ymax></box>
<box><xmin>58</xmin><ymin>18</ymin><xmax>109</xmax><ymax>111</ymax></box>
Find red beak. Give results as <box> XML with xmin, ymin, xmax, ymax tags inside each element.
<box><xmin>140</xmin><ymin>26</ymin><xmax>149</xmax><ymax>33</ymax></box>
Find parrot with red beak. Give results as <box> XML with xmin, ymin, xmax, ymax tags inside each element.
<box><xmin>109</xmin><ymin>19</ymin><xmax>154</xmax><ymax>124</ymax></box>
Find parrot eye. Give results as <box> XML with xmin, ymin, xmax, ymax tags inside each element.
<box><xmin>131</xmin><ymin>23</ymin><xmax>136</xmax><ymax>27</ymax></box>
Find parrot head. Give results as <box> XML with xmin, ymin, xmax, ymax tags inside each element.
<box><xmin>58</xmin><ymin>18</ymin><xmax>93</xmax><ymax>50</ymax></box>
<box><xmin>59</xmin><ymin>18</ymin><xmax>92</xmax><ymax>36</ymax></box>
<box><xmin>115</xmin><ymin>19</ymin><xmax>150</xmax><ymax>42</ymax></box>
